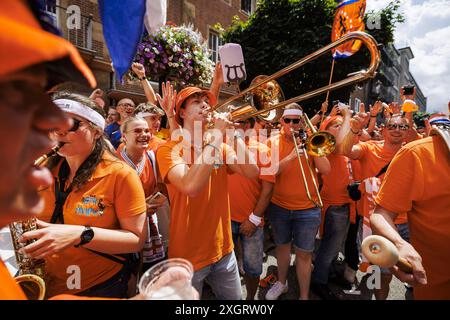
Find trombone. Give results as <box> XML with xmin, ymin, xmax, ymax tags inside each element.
<box><xmin>213</xmin><ymin>31</ymin><xmax>380</xmax><ymax>123</ymax></box>
<box><xmin>291</xmin><ymin>128</ymin><xmax>323</xmax><ymax>208</ymax></box>
<box><xmin>211</xmin><ymin>31</ymin><xmax>380</xmax><ymax>208</ymax></box>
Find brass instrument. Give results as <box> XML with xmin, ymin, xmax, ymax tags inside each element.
<box><xmin>291</xmin><ymin>129</ymin><xmax>323</xmax><ymax>208</ymax></box>
<box><xmin>213</xmin><ymin>31</ymin><xmax>380</xmax><ymax>122</ymax></box>
<box><xmin>210</xmin><ymin>32</ymin><xmax>379</xmax><ymax>208</ymax></box>
<box><xmin>9</xmin><ymin>143</ymin><xmax>63</xmax><ymax>300</ymax></box>
<box><xmin>289</xmin><ymin>107</ymin><xmax>336</xmax><ymax>208</ymax></box>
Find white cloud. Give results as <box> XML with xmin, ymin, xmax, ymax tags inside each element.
<box><xmin>367</xmin><ymin>0</ymin><xmax>450</xmax><ymax>112</ymax></box>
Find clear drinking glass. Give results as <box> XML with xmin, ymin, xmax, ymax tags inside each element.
<box><xmin>138</xmin><ymin>258</ymin><xmax>195</xmax><ymax>300</ymax></box>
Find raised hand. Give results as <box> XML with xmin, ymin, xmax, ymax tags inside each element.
<box><xmin>350</xmin><ymin>111</ymin><xmax>369</xmax><ymax>133</ymax></box>
<box><xmin>321</xmin><ymin>100</ymin><xmax>328</xmax><ymax>114</ymax></box>
<box><xmin>390</xmin><ymin>102</ymin><xmax>401</xmax><ymax>115</ymax></box>
<box><xmin>370</xmin><ymin>100</ymin><xmax>383</xmax><ymax>116</ymax></box>
<box><xmin>213</xmin><ymin>62</ymin><xmax>225</xmax><ymax>86</ymax></box>
<box><xmin>132</xmin><ymin>62</ymin><xmax>146</xmax><ymax>79</ymax></box>
<box><xmin>156</xmin><ymin>81</ymin><xmax>177</xmax><ymax>117</ymax></box>
<box><xmin>329</xmin><ymin>105</ymin><xmax>339</xmax><ymax>117</ymax></box>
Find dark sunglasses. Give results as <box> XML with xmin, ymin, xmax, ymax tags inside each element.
<box><xmin>128</xmin><ymin>128</ymin><xmax>151</xmax><ymax>135</ymax></box>
<box><xmin>387</xmin><ymin>124</ymin><xmax>409</xmax><ymax>131</ymax></box>
<box><xmin>69</xmin><ymin>119</ymin><xmax>82</xmax><ymax>132</ymax></box>
<box><xmin>283</xmin><ymin>118</ymin><xmax>301</xmax><ymax>124</ymax></box>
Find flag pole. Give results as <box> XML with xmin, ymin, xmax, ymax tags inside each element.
<box><xmin>320</xmin><ymin>58</ymin><xmax>336</xmax><ymax>127</ymax></box>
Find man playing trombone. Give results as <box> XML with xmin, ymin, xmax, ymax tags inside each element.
<box><xmin>265</xmin><ymin>103</ymin><xmax>331</xmax><ymax>300</ymax></box>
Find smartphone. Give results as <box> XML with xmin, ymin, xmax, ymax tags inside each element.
<box><xmin>146</xmin><ymin>192</ymin><xmax>167</xmax><ymax>205</ymax></box>
<box><xmin>403</xmin><ymin>85</ymin><xmax>415</xmax><ymax>95</ymax></box>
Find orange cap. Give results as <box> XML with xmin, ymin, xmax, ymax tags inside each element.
<box><xmin>175</xmin><ymin>87</ymin><xmax>217</xmax><ymax>125</ymax></box>
<box><xmin>0</xmin><ymin>1</ymin><xmax>96</xmax><ymax>88</ymax></box>
<box><xmin>320</xmin><ymin>115</ymin><xmax>343</xmax><ymax>131</ymax></box>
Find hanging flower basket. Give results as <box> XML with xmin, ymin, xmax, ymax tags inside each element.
<box><xmin>131</xmin><ymin>24</ymin><xmax>215</xmax><ymax>87</ymax></box>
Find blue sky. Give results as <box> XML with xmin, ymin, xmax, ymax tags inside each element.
<box><xmin>366</xmin><ymin>0</ymin><xmax>450</xmax><ymax>113</ymax></box>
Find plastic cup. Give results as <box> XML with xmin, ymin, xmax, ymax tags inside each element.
<box><xmin>138</xmin><ymin>258</ymin><xmax>195</xmax><ymax>300</ymax></box>
<box><xmin>402</xmin><ymin>99</ymin><xmax>418</xmax><ymax>112</ymax></box>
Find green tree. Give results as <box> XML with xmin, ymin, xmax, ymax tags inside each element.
<box><xmin>222</xmin><ymin>0</ymin><xmax>404</xmax><ymax>114</ymax></box>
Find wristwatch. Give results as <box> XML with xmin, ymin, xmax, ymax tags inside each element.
<box><xmin>74</xmin><ymin>226</ymin><xmax>94</xmax><ymax>248</ymax></box>
<box><xmin>138</xmin><ymin>76</ymin><xmax>146</xmax><ymax>81</ymax></box>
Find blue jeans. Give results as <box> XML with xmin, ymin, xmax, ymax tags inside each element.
<box><xmin>192</xmin><ymin>252</ymin><xmax>243</xmax><ymax>300</ymax></box>
<box><xmin>267</xmin><ymin>203</ymin><xmax>321</xmax><ymax>252</ymax></box>
<box><xmin>231</xmin><ymin>220</ymin><xmax>264</xmax><ymax>278</ymax></box>
<box><xmin>312</xmin><ymin>204</ymin><xmax>350</xmax><ymax>284</ymax></box>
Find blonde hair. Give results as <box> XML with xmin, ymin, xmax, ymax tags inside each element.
<box><xmin>120</xmin><ymin>116</ymin><xmax>147</xmax><ymax>135</ymax></box>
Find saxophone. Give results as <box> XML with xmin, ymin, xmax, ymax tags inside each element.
<box><xmin>9</xmin><ymin>143</ymin><xmax>63</xmax><ymax>300</ymax></box>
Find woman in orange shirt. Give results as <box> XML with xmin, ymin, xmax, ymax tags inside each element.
<box><xmin>20</xmin><ymin>92</ymin><xmax>147</xmax><ymax>298</ymax></box>
<box><xmin>117</xmin><ymin>116</ymin><xmax>166</xmax><ymax>270</ymax></box>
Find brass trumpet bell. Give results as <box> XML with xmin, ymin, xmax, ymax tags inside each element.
<box><xmin>248</xmin><ymin>75</ymin><xmax>284</xmax><ymax>123</ymax></box>
<box><xmin>306</xmin><ymin>131</ymin><xmax>336</xmax><ymax>157</ymax></box>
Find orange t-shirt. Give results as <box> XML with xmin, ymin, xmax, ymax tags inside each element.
<box><xmin>321</xmin><ymin>153</ymin><xmax>352</xmax><ymax>205</ymax></box>
<box><xmin>269</xmin><ymin>134</ymin><xmax>319</xmax><ymax>210</ymax></box>
<box><xmin>0</xmin><ymin>260</ymin><xmax>26</xmax><ymax>300</ymax></box>
<box><xmin>117</xmin><ymin>136</ymin><xmax>165</xmax><ymax>154</ymax></box>
<box><xmin>355</xmin><ymin>140</ymin><xmax>407</xmax><ymax>224</ymax></box>
<box><xmin>156</xmin><ymin>140</ymin><xmax>235</xmax><ymax>271</ymax></box>
<box><xmin>375</xmin><ymin>136</ymin><xmax>450</xmax><ymax>299</ymax></box>
<box><xmin>38</xmin><ymin>152</ymin><xmax>146</xmax><ymax>297</ymax></box>
<box><xmin>148</xmin><ymin>135</ymin><xmax>166</xmax><ymax>152</ymax></box>
<box><xmin>116</xmin><ymin>149</ymin><xmax>156</xmax><ymax>198</ymax></box>
<box><xmin>228</xmin><ymin>139</ymin><xmax>275</xmax><ymax>223</ymax></box>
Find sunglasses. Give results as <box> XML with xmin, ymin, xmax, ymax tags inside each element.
<box><xmin>128</xmin><ymin>128</ymin><xmax>151</xmax><ymax>135</ymax></box>
<box><xmin>387</xmin><ymin>124</ymin><xmax>409</xmax><ymax>131</ymax></box>
<box><xmin>283</xmin><ymin>118</ymin><xmax>301</xmax><ymax>124</ymax></box>
<box><xmin>69</xmin><ymin>119</ymin><xmax>82</xmax><ymax>132</ymax></box>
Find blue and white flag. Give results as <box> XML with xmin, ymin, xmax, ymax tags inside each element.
<box><xmin>98</xmin><ymin>0</ymin><xmax>167</xmax><ymax>81</ymax></box>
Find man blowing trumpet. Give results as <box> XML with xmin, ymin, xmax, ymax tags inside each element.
<box><xmin>156</xmin><ymin>86</ymin><xmax>259</xmax><ymax>299</ymax></box>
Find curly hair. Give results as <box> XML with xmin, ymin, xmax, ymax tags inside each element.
<box><xmin>47</xmin><ymin>91</ymin><xmax>118</xmax><ymax>190</ymax></box>
<box><xmin>135</xmin><ymin>102</ymin><xmax>165</xmax><ymax>116</ymax></box>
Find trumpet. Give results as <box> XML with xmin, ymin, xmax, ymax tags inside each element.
<box><xmin>9</xmin><ymin>142</ymin><xmax>63</xmax><ymax>300</ymax></box>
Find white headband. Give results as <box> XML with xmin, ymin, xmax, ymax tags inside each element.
<box><xmin>282</xmin><ymin>109</ymin><xmax>303</xmax><ymax>117</ymax></box>
<box><xmin>136</xmin><ymin>112</ymin><xmax>153</xmax><ymax>118</ymax></box>
<box><xmin>54</xmin><ymin>99</ymin><xmax>106</xmax><ymax>129</ymax></box>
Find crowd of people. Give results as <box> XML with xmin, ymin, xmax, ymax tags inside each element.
<box><xmin>1</xmin><ymin>1</ymin><xmax>449</xmax><ymax>301</ymax></box>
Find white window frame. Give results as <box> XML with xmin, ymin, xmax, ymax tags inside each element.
<box><xmin>240</xmin><ymin>0</ymin><xmax>256</xmax><ymax>15</ymax></box>
<box><xmin>208</xmin><ymin>29</ymin><xmax>224</xmax><ymax>64</ymax></box>
<box><xmin>43</xmin><ymin>0</ymin><xmax>60</xmax><ymax>28</ymax></box>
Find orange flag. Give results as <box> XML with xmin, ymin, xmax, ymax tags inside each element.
<box><xmin>331</xmin><ymin>0</ymin><xmax>366</xmax><ymax>59</ymax></box>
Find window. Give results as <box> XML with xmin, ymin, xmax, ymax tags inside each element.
<box><xmin>43</xmin><ymin>0</ymin><xmax>59</xmax><ymax>27</ymax></box>
<box><xmin>208</xmin><ymin>30</ymin><xmax>223</xmax><ymax>64</ymax></box>
<box><xmin>241</xmin><ymin>0</ymin><xmax>256</xmax><ymax>15</ymax></box>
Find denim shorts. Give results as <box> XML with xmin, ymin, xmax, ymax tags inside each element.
<box><xmin>231</xmin><ymin>220</ymin><xmax>264</xmax><ymax>278</ymax></box>
<box><xmin>267</xmin><ymin>202</ymin><xmax>321</xmax><ymax>252</ymax></box>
